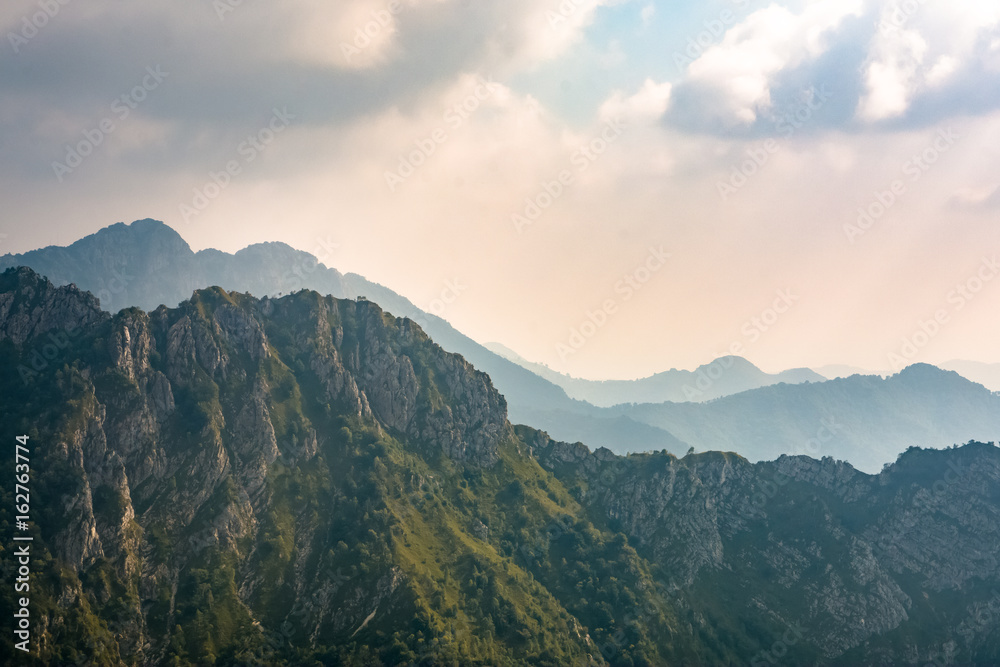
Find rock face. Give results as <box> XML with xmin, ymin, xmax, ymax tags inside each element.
<box><xmin>0</xmin><ymin>268</ymin><xmax>518</xmax><ymax>666</ymax></box>
<box><xmin>526</xmin><ymin>425</ymin><xmax>1000</xmax><ymax>664</ymax></box>
<box><xmin>0</xmin><ymin>266</ymin><xmax>108</xmax><ymax>346</ymax></box>
<box><xmin>262</xmin><ymin>292</ymin><xmax>508</xmax><ymax>467</ymax></box>
<box><xmin>2</xmin><ymin>266</ymin><xmax>1000</xmax><ymax>667</ymax></box>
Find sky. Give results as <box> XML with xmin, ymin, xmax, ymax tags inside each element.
<box><xmin>2</xmin><ymin>0</ymin><xmax>999</xmax><ymax>380</ymax></box>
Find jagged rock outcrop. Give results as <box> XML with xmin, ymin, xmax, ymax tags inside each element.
<box><xmin>527</xmin><ymin>423</ymin><xmax>1000</xmax><ymax>664</ymax></box>
<box><xmin>0</xmin><ymin>266</ymin><xmax>108</xmax><ymax>346</ymax></box>
<box><xmin>230</xmin><ymin>377</ymin><xmax>280</xmax><ymax>504</ymax></box>
<box><xmin>406</xmin><ymin>342</ymin><xmax>508</xmax><ymax>467</ymax></box>
<box><xmin>0</xmin><ymin>268</ymin><xmax>522</xmax><ymax>665</ymax></box>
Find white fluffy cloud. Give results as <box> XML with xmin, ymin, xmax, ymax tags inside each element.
<box><xmin>599</xmin><ymin>78</ymin><xmax>672</xmax><ymax>123</ymax></box>
<box><xmin>857</xmin><ymin>26</ymin><xmax>928</xmax><ymax>121</ymax></box>
<box><xmin>679</xmin><ymin>0</ymin><xmax>864</xmax><ymax>126</ymax></box>
<box><xmin>857</xmin><ymin>1</ymin><xmax>1000</xmax><ymax>121</ymax></box>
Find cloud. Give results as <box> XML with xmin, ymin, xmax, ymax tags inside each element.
<box><xmin>669</xmin><ymin>0</ymin><xmax>865</xmax><ymax>128</ymax></box>
<box><xmin>599</xmin><ymin>78</ymin><xmax>672</xmax><ymax>123</ymax></box>
<box><xmin>510</xmin><ymin>0</ymin><xmax>634</xmax><ymax>65</ymax></box>
<box><xmin>661</xmin><ymin>0</ymin><xmax>1000</xmax><ymax>136</ymax></box>
<box><xmin>641</xmin><ymin>3</ymin><xmax>655</xmax><ymax>26</ymax></box>
<box><xmin>0</xmin><ymin>0</ymin><xmax>623</xmax><ymax>184</ymax></box>
<box><xmin>857</xmin><ymin>26</ymin><xmax>928</xmax><ymax>121</ymax></box>
<box><xmin>857</xmin><ymin>1</ymin><xmax>1000</xmax><ymax>123</ymax></box>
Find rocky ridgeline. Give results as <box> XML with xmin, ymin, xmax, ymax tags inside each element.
<box><xmin>0</xmin><ymin>266</ymin><xmax>109</xmax><ymax>346</ymax></box>
<box><xmin>525</xmin><ymin>425</ymin><xmax>1000</xmax><ymax>663</ymax></box>
<box><xmin>0</xmin><ymin>268</ymin><xmax>510</xmax><ymax>664</ymax></box>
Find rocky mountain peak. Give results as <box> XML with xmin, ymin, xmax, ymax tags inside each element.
<box><xmin>0</xmin><ymin>266</ymin><xmax>108</xmax><ymax>345</ymax></box>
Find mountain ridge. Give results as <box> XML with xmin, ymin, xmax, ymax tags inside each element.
<box><xmin>2</xmin><ymin>266</ymin><xmax>1000</xmax><ymax>665</ymax></box>
<box><xmin>5</xmin><ymin>220</ymin><xmax>1000</xmax><ymax>474</ymax></box>
<box><xmin>578</xmin><ymin>362</ymin><xmax>1000</xmax><ymax>472</ymax></box>
<box><xmin>0</xmin><ymin>219</ymin><xmax>604</xmax><ymax>435</ymax></box>
<box><xmin>485</xmin><ymin>342</ymin><xmax>826</xmax><ymax>406</ymax></box>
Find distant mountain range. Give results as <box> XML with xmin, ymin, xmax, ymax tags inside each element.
<box><xmin>484</xmin><ymin>342</ymin><xmax>825</xmax><ymax>405</ymax></box>
<box><xmin>607</xmin><ymin>363</ymin><xmax>1000</xmax><ymax>473</ymax></box>
<box><xmin>513</xmin><ymin>363</ymin><xmax>1000</xmax><ymax>473</ymax></box>
<box><xmin>4</xmin><ymin>219</ymin><xmax>999</xmax><ymax>473</ymax></box>
<box><xmin>809</xmin><ymin>362</ymin><xmax>1000</xmax><ymax>392</ymax></box>
<box><xmin>812</xmin><ymin>364</ymin><xmax>884</xmax><ymax>380</ymax></box>
<box><xmin>939</xmin><ymin>359</ymin><xmax>1000</xmax><ymax>392</ymax></box>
